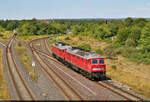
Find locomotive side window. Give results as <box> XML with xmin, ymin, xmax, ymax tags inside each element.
<box><xmin>99</xmin><ymin>59</ymin><xmax>104</xmax><ymax>64</ymax></box>
<box><xmin>92</xmin><ymin>60</ymin><xmax>98</xmax><ymax>64</ymax></box>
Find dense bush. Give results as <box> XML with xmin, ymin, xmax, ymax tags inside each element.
<box><xmin>95</xmin><ymin>49</ymin><xmax>103</xmax><ymax>55</ymax></box>
<box><xmin>0</xmin><ymin>18</ymin><xmax>150</xmax><ymax>64</ymax></box>
<box><xmin>64</xmin><ymin>36</ymin><xmax>70</xmax><ymax>40</ymax></box>
<box><xmin>78</xmin><ymin>43</ymin><xmax>91</xmax><ymax>50</ymax></box>
<box><xmin>0</xmin><ymin>34</ymin><xmax>3</xmax><ymax>37</ymax></box>
<box><xmin>139</xmin><ymin>22</ymin><xmax>150</xmax><ymax>53</ymax></box>
<box><xmin>17</xmin><ymin>22</ymin><xmax>60</xmax><ymax>36</ymax></box>
<box><xmin>104</xmin><ymin>43</ymin><xmax>122</xmax><ymax>58</ymax></box>
<box><xmin>111</xmin><ymin>65</ymin><xmax>117</xmax><ymax>70</ymax></box>
<box><xmin>0</xmin><ymin>20</ymin><xmax>68</xmax><ymax>36</ymax></box>
<box><xmin>78</xmin><ymin>36</ymin><xmax>83</xmax><ymax>40</ymax></box>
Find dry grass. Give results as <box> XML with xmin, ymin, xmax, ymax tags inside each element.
<box><xmin>52</xmin><ymin>34</ymin><xmax>150</xmax><ymax>98</ymax></box>
<box><xmin>106</xmin><ymin>57</ymin><xmax>150</xmax><ymax>98</ymax></box>
<box><xmin>0</xmin><ymin>30</ymin><xmax>51</xmax><ymax>42</ymax></box>
<box><xmin>0</xmin><ymin>50</ymin><xmax>10</xmax><ymax>100</ymax></box>
<box><xmin>18</xmin><ymin>34</ymin><xmax>51</xmax><ymax>42</ymax></box>
<box><xmin>14</xmin><ymin>44</ymin><xmax>38</xmax><ymax>82</ymax></box>
<box><xmin>0</xmin><ymin>31</ymin><xmax>13</xmax><ymax>41</ymax></box>
<box><xmin>51</xmin><ymin>35</ymin><xmax>109</xmax><ymax>50</ymax></box>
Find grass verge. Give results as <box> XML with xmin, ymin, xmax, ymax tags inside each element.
<box><xmin>0</xmin><ymin>31</ymin><xmax>13</xmax><ymax>41</ymax></box>
<box><xmin>0</xmin><ymin>50</ymin><xmax>10</xmax><ymax>100</ymax></box>
<box><xmin>18</xmin><ymin>34</ymin><xmax>53</xmax><ymax>42</ymax></box>
<box><xmin>14</xmin><ymin>43</ymin><xmax>38</xmax><ymax>82</ymax></box>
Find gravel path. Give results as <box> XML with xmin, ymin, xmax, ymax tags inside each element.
<box><xmin>2</xmin><ymin>45</ymin><xmax>17</xmax><ymax>99</ymax></box>
<box><xmin>25</xmin><ymin>42</ymin><xmax>66</xmax><ymax>100</ymax></box>
<box><xmin>0</xmin><ymin>40</ymin><xmax>14</xmax><ymax>99</ymax></box>
<box><xmin>12</xmin><ymin>42</ymin><xmax>46</xmax><ymax>100</ymax></box>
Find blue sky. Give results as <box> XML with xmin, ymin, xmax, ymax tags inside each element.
<box><xmin>0</xmin><ymin>0</ymin><xmax>150</xmax><ymax>20</ymax></box>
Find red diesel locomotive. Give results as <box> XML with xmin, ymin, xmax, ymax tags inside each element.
<box><xmin>51</xmin><ymin>42</ymin><xmax>106</xmax><ymax>80</ymax></box>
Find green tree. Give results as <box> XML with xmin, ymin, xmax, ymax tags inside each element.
<box><xmin>72</xmin><ymin>25</ymin><xmax>84</xmax><ymax>35</ymax></box>
<box><xmin>126</xmin><ymin>26</ymin><xmax>141</xmax><ymax>47</ymax></box>
<box><xmin>115</xmin><ymin>27</ymin><xmax>130</xmax><ymax>45</ymax></box>
<box><xmin>95</xmin><ymin>24</ymin><xmax>111</xmax><ymax>40</ymax></box>
<box><xmin>0</xmin><ymin>26</ymin><xmax>5</xmax><ymax>32</ymax></box>
<box><xmin>108</xmin><ymin>23</ymin><xmax>118</xmax><ymax>36</ymax></box>
<box><xmin>18</xmin><ymin>23</ymin><xmax>37</xmax><ymax>35</ymax></box>
<box><xmin>139</xmin><ymin>22</ymin><xmax>150</xmax><ymax>53</ymax></box>
<box><xmin>133</xmin><ymin>18</ymin><xmax>147</xmax><ymax>28</ymax></box>
<box><xmin>36</xmin><ymin>23</ymin><xmax>48</xmax><ymax>35</ymax></box>
<box><xmin>124</xmin><ymin>17</ymin><xmax>134</xmax><ymax>27</ymax></box>
<box><xmin>78</xmin><ymin>43</ymin><xmax>91</xmax><ymax>50</ymax></box>
<box><xmin>6</xmin><ymin>21</ymin><xmax>18</xmax><ymax>31</ymax></box>
<box><xmin>52</xmin><ymin>23</ymin><xmax>68</xmax><ymax>34</ymax></box>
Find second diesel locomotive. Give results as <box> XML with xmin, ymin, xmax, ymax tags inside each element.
<box><xmin>51</xmin><ymin>42</ymin><xmax>106</xmax><ymax>80</ymax></box>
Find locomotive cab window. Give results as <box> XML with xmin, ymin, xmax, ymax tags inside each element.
<box><xmin>99</xmin><ymin>59</ymin><xmax>104</xmax><ymax>64</ymax></box>
<box><xmin>92</xmin><ymin>60</ymin><xmax>98</xmax><ymax>64</ymax></box>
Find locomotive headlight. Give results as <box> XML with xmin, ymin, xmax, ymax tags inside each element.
<box><xmin>93</xmin><ymin>68</ymin><xmax>101</xmax><ymax>70</ymax></box>
<box><xmin>93</xmin><ymin>68</ymin><xmax>104</xmax><ymax>70</ymax></box>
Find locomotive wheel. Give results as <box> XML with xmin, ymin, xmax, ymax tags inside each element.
<box><xmin>98</xmin><ymin>77</ymin><xmax>102</xmax><ymax>81</ymax></box>
<box><xmin>88</xmin><ymin>74</ymin><xmax>94</xmax><ymax>81</ymax></box>
<box><xmin>52</xmin><ymin>53</ymin><xmax>56</xmax><ymax>58</ymax></box>
<box><xmin>103</xmin><ymin>76</ymin><xmax>106</xmax><ymax>80</ymax></box>
<box><xmin>85</xmin><ymin>72</ymin><xmax>89</xmax><ymax>78</ymax></box>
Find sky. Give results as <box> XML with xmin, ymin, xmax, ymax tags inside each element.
<box><xmin>0</xmin><ymin>0</ymin><xmax>150</xmax><ymax>20</ymax></box>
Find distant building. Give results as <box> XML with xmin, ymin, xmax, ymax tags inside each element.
<box><xmin>110</xmin><ymin>36</ymin><xmax>116</xmax><ymax>40</ymax></box>
<box><xmin>66</xmin><ymin>29</ymin><xmax>72</xmax><ymax>34</ymax></box>
<box><xmin>136</xmin><ymin>47</ymin><xmax>139</xmax><ymax>50</ymax></box>
<box><xmin>41</xmin><ymin>20</ymin><xmax>49</xmax><ymax>23</ymax></box>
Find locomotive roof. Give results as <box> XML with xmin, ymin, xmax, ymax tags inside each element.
<box><xmin>53</xmin><ymin>42</ymin><xmax>72</xmax><ymax>50</ymax></box>
<box><xmin>66</xmin><ymin>47</ymin><xmax>103</xmax><ymax>59</ymax></box>
<box><xmin>54</xmin><ymin>42</ymin><xmax>104</xmax><ymax>59</ymax></box>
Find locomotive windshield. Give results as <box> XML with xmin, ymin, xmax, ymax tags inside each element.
<box><xmin>99</xmin><ymin>59</ymin><xmax>104</xmax><ymax>64</ymax></box>
<box><xmin>92</xmin><ymin>60</ymin><xmax>98</xmax><ymax>64</ymax></box>
<box><xmin>91</xmin><ymin>59</ymin><xmax>104</xmax><ymax>64</ymax></box>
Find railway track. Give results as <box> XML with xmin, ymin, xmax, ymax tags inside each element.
<box><xmin>5</xmin><ymin>34</ymin><xmax>36</xmax><ymax>100</ymax></box>
<box><xmin>29</xmin><ymin>37</ymin><xmax>144</xmax><ymax>101</ymax></box>
<box><xmin>28</xmin><ymin>41</ymin><xmax>83</xmax><ymax>100</ymax></box>
<box><xmin>0</xmin><ymin>41</ymin><xmax>6</xmax><ymax>47</ymax></box>
<box><xmin>96</xmin><ymin>81</ymin><xmax>143</xmax><ymax>101</ymax></box>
